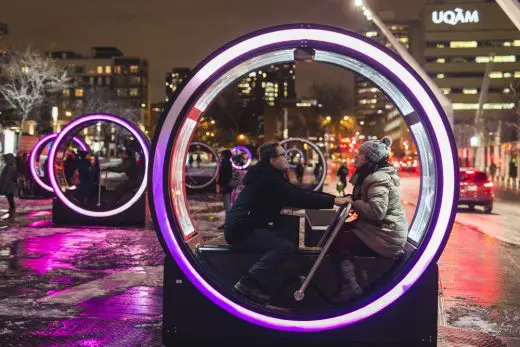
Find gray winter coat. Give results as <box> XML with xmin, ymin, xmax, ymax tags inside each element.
<box><xmin>351</xmin><ymin>166</ymin><xmax>409</xmax><ymax>257</ymax></box>
<box><xmin>0</xmin><ymin>154</ymin><xmax>17</xmax><ymax>196</ymax></box>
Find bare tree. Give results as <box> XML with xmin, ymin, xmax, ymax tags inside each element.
<box><xmin>0</xmin><ymin>48</ymin><xmax>70</xmax><ymax>148</ymax></box>
<box><xmin>75</xmin><ymin>87</ymin><xmax>140</xmax><ymax>123</ymax></box>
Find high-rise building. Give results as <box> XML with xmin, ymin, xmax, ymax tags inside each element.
<box><xmin>165</xmin><ymin>68</ymin><xmax>190</xmax><ymax>102</ymax></box>
<box><xmin>423</xmin><ymin>0</ymin><xmax>520</xmax><ymax>146</ymax></box>
<box><xmin>356</xmin><ymin>20</ymin><xmax>423</xmax><ymax>153</ymax></box>
<box><xmin>51</xmin><ymin>47</ymin><xmax>150</xmax><ymax>129</ymax></box>
<box><xmin>236</xmin><ymin>63</ymin><xmax>296</xmax><ymax>107</ymax></box>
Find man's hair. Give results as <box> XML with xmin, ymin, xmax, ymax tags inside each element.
<box><xmin>258</xmin><ymin>142</ymin><xmax>280</xmax><ymax>161</ymax></box>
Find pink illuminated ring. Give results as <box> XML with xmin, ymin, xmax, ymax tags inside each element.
<box><xmin>230</xmin><ymin>145</ymin><xmax>252</xmax><ymax>170</ymax></box>
<box><xmin>47</xmin><ymin>114</ymin><xmax>149</xmax><ymax>218</ymax></box>
<box><xmin>29</xmin><ymin>133</ymin><xmax>89</xmax><ymax>192</ymax></box>
<box><xmin>149</xmin><ymin>24</ymin><xmax>458</xmax><ymax>332</ymax></box>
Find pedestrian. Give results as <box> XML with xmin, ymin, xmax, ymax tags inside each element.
<box><xmin>313</xmin><ymin>162</ymin><xmax>322</xmax><ymax>183</ymax></box>
<box><xmin>224</xmin><ymin>142</ymin><xmax>350</xmax><ymax>303</ymax></box>
<box><xmin>295</xmin><ymin>161</ymin><xmax>304</xmax><ymax>184</ymax></box>
<box><xmin>217</xmin><ymin>149</ymin><xmax>233</xmax><ymax>230</ymax></box>
<box><xmin>0</xmin><ymin>154</ymin><xmax>18</xmax><ymax>220</ymax></box>
<box><xmin>329</xmin><ymin>137</ymin><xmax>409</xmax><ymax>304</ymax></box>
<box><xmin>337</xmin><ymin>160</ymin><xmax>349</xmax><ymax>195</ymax></box>
<box><xmin>106</xmin><ymin>148</ymin><xmax>141</xmax><ymax>207</ymax></box>
<box><xmin>15</xmin><ymin>153</ymin><xmax>28</xmax><ymax>197</ymax></box>
<box><xmin>489</xmin><ymin>161</ymin><xmax>497</xmax><ymax>181</ymax></box>
<box><xmin>189</xmin><ymin>154</ymin><xmax>194</xmax><ymax>168</ymax></box>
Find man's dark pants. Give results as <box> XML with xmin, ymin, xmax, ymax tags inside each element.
<box><xmin>230</xmin><ymin>227</ymin><xmax>295</xmax><ymax>294</ymax></box>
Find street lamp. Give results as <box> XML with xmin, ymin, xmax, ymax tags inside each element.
<box><xmin>352</xmin><ymin>0</ymin><xmax>454</xmax><ymax>127</ymax></box>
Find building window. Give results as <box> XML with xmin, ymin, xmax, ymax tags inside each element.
<box><xmin>441</xmin><ymin>88</ymin><xmax>451</xmax><ymax>95</ymax></box>
<box><xmin>106</xmin><ymin>77</ymin><xmax>111</xmax><ymax>85</ymax></box>
<box><xmin>89</xmin><ymin>77</ymin><xmax>95</xmax><ymax>85</ymax></box>
<box><xmin>129</xmin><ymin>88</ymin><xmax>139</xmax><ymax>96</ymax></box>
<box><xmin>449</xmin><ymin>41</ymin><xmax>478</xmax><ymax>48</ymax></box>
<box><xmin>452</xmin><ymin>103</ymin><xmax>515</xmax><ymax>110</ymax></box>
<box><xmin>97</xmin><ymin>77</ymin><xmax>103</xmax><ymax>86</ymax></box>
<box><xmin>116</xmin><ymin>88</ymin><xmax>128</xmax><ymax>97</ymax></box>
<box><xmin>436</xmin><ymin>73</ymin><xmax>445</xmax><ymax>79</ymax></box>
<box><xmin>462</xmin><ymin>88</ymin><xmax>478</xmax><ymax>95</ymax></box>
<box><xmin>115</xmin><ymin>65</ymin><xmax>121</xmax><ymax>74</ymax></box>
<box><xmin>436</xmin><ymin>58</ymin><xmax>446</xmax><ymax>63</ymax></box>
<box><xmin>75</xmin><ymin>88</ymin><xmax>84</xmax><ymax>97</ymax></box>
<box><xmin>97</xmin><ymin>66</ymin><xmax>103</xmax><ymax>74</ymax></box>
<box><xmin>489</xmin><ymin>72</ymin><xmax>504</xmax><ymax>79</ymax></box>
<box><xmin>130</xmin><ymin>65</ymin><xmax>139</xmax><ymax>73</ymax></box>
<box><xmin>365</xmin><ymin>31</ymin><xmax>378</xmax><ymax>37</ymax></box>
<box><xmin>476</xmin><ymin>55</ymin><xmax>516</xmax><ymax>63</ymax></box>
<box><xmin>503</xmin><ymin>88</ymin><xmax>511</xmax><ymax>94</ymax></box>
<box><xmin>514</xmin><ymin>40</ymin><xmax>520</xmax><ymax>47</ymax></box>
<box><xmin>105</xmin><ymin>65</ymin><xmax>112</xmax><ymax>74</ymax></box>
<box><xmin>62</xmin><ymin>89</ymin><xmax>71</xmax><ymax>97</ymax></box>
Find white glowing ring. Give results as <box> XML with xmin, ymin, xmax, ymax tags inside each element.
<box><xmin>150</xmin><ymin>25</ymin><xmax>458</xmax><ymax>332</ymax></box>
<box><xmin>48</xmin><ymin>114</ymin><xmax>149</xmax><ymax>218</ymax></box>
<box><xmin>280</xmin><ymin>137</ymin><xmax>326</xmax><ymax>191</ymax></box>
<box><xmin>186</xmin><ymin>142</ymin><xmax>219</xmax><ymax>189</ymax></box>
<box><xmin>29</xmin><ymin>133</ymin><xmax>89</xmax><ymax>192</ymax></box>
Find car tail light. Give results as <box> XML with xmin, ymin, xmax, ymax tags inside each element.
<box><xmin>484</xmin><ymin>181</ymin><xmax>493</xmax><ymax>188</ymax></box>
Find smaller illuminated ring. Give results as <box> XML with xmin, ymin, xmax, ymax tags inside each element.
<box><xmin>29</xmin><ymin>133</ymin><xmax>88</xmax><ymax>192</ymax></box>
<box><xmin>285</xmin><ymin>147</ymin><xmax>305</xmax><ymax>169</ymax></box>
<box><xmin>280</xmin><ymin>138</ymin><xmax>326</xmax><ymax>191</ymax></box>
<box><xmin>186</xmin><ymin>142</ymin><xmax>219</xmax><ymax>189</ymax></box>
<box><xmin>47</xmin><ymin>114</ymin><xmax>149</xmax><ymax>218</ymax></box>
<box><xmin>230</xmin><ymin>145</ymin><xmax>252</xmax><ymax>170</ymax></box>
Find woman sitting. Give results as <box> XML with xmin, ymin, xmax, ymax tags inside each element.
<box><xmin>330</xmin><ymin>136</ymin><xmax>409</xmax><ymax>303</ymax></box>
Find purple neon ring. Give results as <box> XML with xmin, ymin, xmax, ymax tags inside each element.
<box><xmin>230</xmin><ymin>145</ymin><xmax>252</xmax><ymax>170</ymax></box>
<box><xmin>47</xmin><ymin>114</ymin><xmax>149</xmax><ymax>218</ymax></box>
<box><xmin>149</xmin><ymin>24</ymin><xmax>458</xmax><ymax>332</ymax></box>
<box><xmin>29</xmin><ymin>133</ymin><xmax>89</xmax><ymax>192</ymax></box>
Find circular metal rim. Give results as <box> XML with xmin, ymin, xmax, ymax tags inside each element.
<box><xmin>280</xmin><ymin>137</ymin><xmax>326</xmax><ymax>191</ymax></box>
<box><xmin>185</xmin><ymin>142</ymin><xmax>220</xmax><ymax>189</ymax></box>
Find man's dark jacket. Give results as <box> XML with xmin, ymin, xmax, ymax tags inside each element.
<box><xmin>224</xmin><ymin>160</ymin><xmax>334</xmax><ymax>243</ymax></box>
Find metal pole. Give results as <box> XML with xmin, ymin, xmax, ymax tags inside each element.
<box><xmin>474</xmin><ymin>56</ymin><xmax>495</xmax><ymax>170</ymax></box>
<box><xmin>294</xmin><ymin>204</ymin><xmax>351</xmax><ymax>302</ymax></box>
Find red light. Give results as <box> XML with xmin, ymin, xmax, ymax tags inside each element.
<box><xmin>484</xmin><ymin>182</ymin><xmax>494</xmax><ymax>188</ymax></box>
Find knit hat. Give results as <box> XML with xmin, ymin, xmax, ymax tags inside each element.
<box><xmin>358</xmin><ymin>136</ymin><xmax>392</xmax><ymax>164</ymax></box>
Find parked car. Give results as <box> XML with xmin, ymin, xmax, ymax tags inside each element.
<box><xmin>458</xmin><ymin>168</ymin><xmax>494</xmax><ymax>213</ymax></box>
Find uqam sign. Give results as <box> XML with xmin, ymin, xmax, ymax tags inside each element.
<box><xmin>432</xmin><ymin>8</ymin><xmax>479</xmax><ymax>25</ymax></box>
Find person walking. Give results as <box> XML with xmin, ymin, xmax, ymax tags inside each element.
<box><xmin>0</xmin><ymin>154</ymin><xmax>18</xmax><ymax>220</ymax></box>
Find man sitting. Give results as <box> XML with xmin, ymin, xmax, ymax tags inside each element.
<box><xmin>224</xmin><ymin>142</ymin><xmax>349</xmax><ymax>303</ymax></box>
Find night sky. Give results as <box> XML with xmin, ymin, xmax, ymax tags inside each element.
<box><xmin>1</xmin><ymin>0</ymin><xmax>427</xmax><ymax>102</ymax></box>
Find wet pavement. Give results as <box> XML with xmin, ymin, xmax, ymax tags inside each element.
<box><xmin>0</xmin><ymin>172</ymin><xmax>519</xmax><ymax>346</ymax></box>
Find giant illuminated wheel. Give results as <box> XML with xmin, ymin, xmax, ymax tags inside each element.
<box><xmin>149</xmin><ymin>24</ymin><xmax>458</xmax><ymax>332</ymax></box>
<box><xmin>47</xmin><ymin>114</ymin><xmax>149</xmax><ymax>218</ymax></box>
<box><xmin>280</xmin><ymin>137</ymin><xmax>326</xmax><ymax>191</ymax></box>
<box><xmin>29</xmin><ymin>133</ymin><xmax>89</xmax><ymax>193</ymax></box>
<box><xmin>230</xmin><ymin>145</ymin><xmax>252</xmax><ymax>170</ymax></box>
<box><xmin>185</xmin><ymin>142</ymin><xmax>219</xmax><ymax>189</ymax></box>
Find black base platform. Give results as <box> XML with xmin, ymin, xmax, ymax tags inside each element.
<box><xmin>163</xmin><ymin>254</ymin><xmax>438</xmax><ymax>346</ymax></box>
<box><xmin>52</xmin><ymin>195</ymin><xmax>146</xmax><ymax>227</ymax></box>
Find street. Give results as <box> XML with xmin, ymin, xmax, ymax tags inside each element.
<box><xmin>0</xmin><ymin>170</ymin><xmax>519</xmax><ymax>345</ymax></box>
